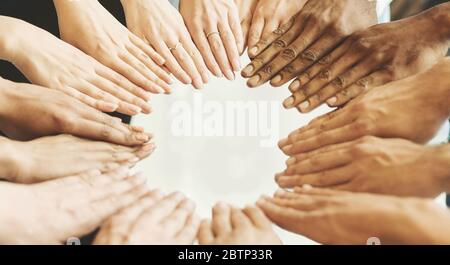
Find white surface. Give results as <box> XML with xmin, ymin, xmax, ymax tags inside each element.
<box><xmin>132</xmin><ymin>54</ymin><xmax>449</xmax><ymax>245</ymax></box>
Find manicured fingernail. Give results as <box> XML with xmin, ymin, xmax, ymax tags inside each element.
<box><xmin>135</xmin><ymin>133</ymin><xmax>149</xmax><ymax>142</ymax></box>
<box><xmin>224</xmin><ymin>69</ymin><xmax>235</xmax><ymax>81</ymax></box>
<box><xmin>215</xmin><ymin>70</ymin><xmax>223</xmax><ymax>78</ymax></box>
<box><xmin>193</xmin><ymin>78</ymin><xmax>204</xmax><ymax>90</ymax></box>
<box><xmin>286</xmin><ymin>157</ymin><xmax>296</xmax><ymax>165</ymax></box>
<box><xmin>248</xmin><ymin>75</ymin><xmax>260</xmax><ymax>87</ymax></box>
<box><xmin>302</xmin><ymin>184</ymin><xmax>313</xmax><ymax>190</ymax></box>
<box><xmin>272</xmin><ymin>75</ymin><xmax>282</xmax><ymax>84</ymax></box>
<box><xmin>289</xmin><ymin>80</ymin><xmax>300</xmax><ymax>92</ymax></box>
<box><xmin>283</xmin><ymin>96</ymin><xmax>295</xmax><ymax>108</ymax></box>
<box><xmin>299</xmin><ymin>101</ymin><xmax>310</xmax><ymax>111</ymax></box>
<box><xmin>249</xmin><ymin>46</ymin><xmax>258</xmax><ymax>56</ymax></box>
<box><xmin>327</xmin><ymin>97</ymin><xmax>337</xmax><ymax>105</ymax></box>
<box><xmin>131</xmin><ymin>125</ymin><xmax>144</xmax><ymax>132</ymax></box>
<box><xmin>275</xmin><ymin>189</ymin><xmax>286</xmax><ymax>196</ymax></box>
<box><xmin>242</xmin><ymin>64</ymin><xmax>254</xmax><ymax>76</ymax></box>
<box><xmin>141</xmin><ymin>103</ymin><xmax>152</xmax><ymax>114</ymax></box>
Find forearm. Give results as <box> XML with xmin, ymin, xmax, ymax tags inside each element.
<box><xmin>420</xmin><ymin>2</ymin><xmax>450</xmax><ymax>42</ymax></box>
<box><xmin>0</xmin><ymin>136</ymin><xmax>19</xmax><ymax>182</ymax></box>
<box><xmin>0</xmin><ymin>16</ymin><xmax>26</xmax><ymax>63</ymax></box>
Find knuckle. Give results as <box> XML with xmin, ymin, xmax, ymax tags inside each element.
<box><xmin>280</xmin><ymin>47</ymin><xmax>298</xmax><ymax>61</ymax></box>
<box><xmin>300</xmin><ymin>49</ymin><xmax>319</xmax><ymax>63</ymax></box>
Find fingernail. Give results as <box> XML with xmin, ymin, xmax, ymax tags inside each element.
<box><xmin>289</xmin><ymin>80</ymin><xmax>300</xmax><ymax>93</ymax></box>
<box><xmin>201</xmin><ymin>72</ymin><xmax>209</xmax><ymax>84</ymax></box>
<box><xmin>193</xmin><ymin>78</ymin><xmax>204</xmax><ymax>90</ymax></box>
<box><xmin>242</xmin><ymin>64</ymin><xmax>254</xmax><ymax>76</ymax></box>
<box><xmin>249</xmin><ymin>46</ymin><xmax>258</xmax><ymax>56</ymax></box>
<box><xmin>135</xmin><ymin>133</ymin><xmax>149</xmax><ymax>142</ymax></box>
<box><xmin>102</xmin><ymin>102</ymin><xmax>119</xmax><ymax>112</ymax></box>
<box><xmin>302</xmin><ymin>184</ymin><xmax>313</xmax><ymax>190</ymax></box>
<box><xmin>274</xmin><ymin>189</ymin><xmax>286</xmax><ymax>196</ymax></box>
<box><xmin>283</xmin><ymin>96</ymin><xmax>295</xmax><ymax>108</ymax></box>
<box><xmin>282</xmin><ymin>145</ymin><xmax>292</xmax><ymax>154</ymax></box>
<box><xmin>141</xmin><ymin>103</ymin><xmax>152</xmax><ymax>114</ymax></box>
<box><xmin>215</xmin><ymin>70</ymin><xmax>223</xmax><ymax>78</ymax></box>
<box><xmin>224</xmin><ymin>69</ymin><xmax>235</xmax><ymax>81</ymax></box>
<box><xmin>128</xmin><ymin>157</ymin><xmax>139</xmax><ymax>163</ymax></box>
<box><xmin>327</xmin><ymin>97</ymin><xmax>337</xmax><ymax>105</ymax></box>
<box><xmin>128</xmin><ymin>105</ymin><xmax>141</xmax><ymax>115</ymax></box>
<box><xmin>286</xmin><ymin>157</ymin><xmax>296</xmax><ymax>165</ymax></box>
<box><xmin>272</xmin><ymin>75</ymin><xmax>282</xmax><ymax>84</ymax></box>
<box><xmin>248</xmin><ymin>75</ymin><xmax>260</xmax><ymax>87</ymax></box>
<box><xmin>278</xmin><ymin>138</ymin><xmax>289</xmax><ymax>147</ymax></box>
<box><xmin>131</xmin><ymin>125</ymin><xmax>144</xmax><ymax>132</ymax></box>
<box><xmin>299</xmin><ymin>101</ymin><xmax>310</xmax><ymax>111</ymax></box>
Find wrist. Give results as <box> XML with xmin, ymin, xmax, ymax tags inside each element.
<box><xmin>0</xmin><ymin>16</ymin><xmax>27</xmax><ymax>63</ymax></box>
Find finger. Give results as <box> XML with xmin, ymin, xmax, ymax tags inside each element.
<box><xmin>95</xmin><ymin>67</ymin><xmax>152</xmax><ymax>102</ymax></box>
<box><xmin>104</xmin><ymin>190</ymin><xmax>165</xmax><ymax>243</ymax></box>
<box><xmin>281</xmin><ymin>120</ymin><xmax>371</xmax><ymax>155</ymax></box>
<box><xmin>139</xmin><ymin>192</ymin><xmax>186</xmax><ymax>222</ymax></box>
<box><xmin>306</xmin><ymin>56</ymin><xmax>386</xmax><ymax>111</ymax></box>
<box><xmin>240</xmin><ymin>20</ymin><xmax>251</xmax><ymax>55</ymax></box>
<box><xmin>247</xmin><ymin>20</ymin><xmax>321</xmax><ymax>88</ymax></box>
<box><xmin>175</xmin><ymin>214</ymin><xmax>201</xmax><ymax>244</ymax></box>
<box><xmin>269</xmin><ymin>195</ymin><xmax>323</xmax><ymax>211</ymax></box>
<box><xmin>153</xmin><ymin>40</ymin><xmax>192</xmax><ymax>84</ymax></box>
<box><xmin>71</xmin><ymin>119</ymin><xmax>150</xmax><ymax>146</ymax></box>
<box><xmin>208</xmin><ymin>29</ymin><xmax>235</xmax><ymax>81</ymax></box>
<box><xmin>177</xmin><ymin>38</ymin><xmax>206</xmax><ymax>89</ymax></box>
<box><xmin>272</xmin><ymin>32</ymin><xmax>346</xmax><ymax>88</ymax></box>
<box><xmin>59</xmin><ymin>85</ymin><xmax>109</xmax><ymax>112</ymax></box>
<box><xmin>172</xmin><ymin>42</ymin><xmax>205</xmax><ymax>89</ymax></box>
<box><xmin>230</xmin><ymin>207</ymin><xmax>252</xmax><ymax>229</ymax></box>
<box><xmin>198</xmin><ymin>220</ymin><xmax>215</xmax><ymax>244</ymax></box>
<box><xmin>294</xmin><ymin>186</ymin><xmax>350</xmax><ymax>196</ymax></box>
<box><xmin>286</xmin><ymin>38</ymin><xmax>354</xmax><ymax>94</ymax></box>
<box><xmin>285</xmin><ymin>149</ymin><xmax>353</xmax><ymax>175</ymax></box>
<box><xmin>294</xmin><ymin>49</ymin><xmax>368</xmax><ymax>113</ymax></box>
<box><xmin>247</xmin><ymin>16</ymin><xmax>265</xmax><ymax>55</ymax></box>
<box><xmin>286</xmin><ymin>141</ymin><xmax>355</xmax><ymax>166</ymax></box>
<box><xmin>241</xmin><ymin>16</ymin><xmax>301</xmax><ymax>78</ymax></box>
<box><xmin>73</xmin><ymin>82</ymin><xmax>119</xmax><ymax>112</ymax></box>
<box><xmin>90</xmin><ymin>77</ymin><xmax>151</xmax><ymax>115</ymax></box>
<box><xmin>228</xmin><ymin>7</ymin><xmax>245</xmax><ymax>58</ymax></box>
<box><xmin>329</xmin><ymin>70</ymin><xmax>393</xmax><ymax>107</ymax></box>
<box><xmin>256</xmin><ymin>196</ymin><xmax>305</xmax><ymax>232</ymax></box>
<box><xmin>126</xmin><ymin>44</ymin><xmax>173</xmax><ymax>91</ymax></box>
<box><xmin>180</xmin><ymin>34</ymin><xmax>210</xmax><ymax>84</ymax></box>
<box><xmin>118</xmin><ymin>52</ymin><xmax>166</xmax><ymax>94</ymax></box>
<box><xmin>277</xmin><ymin>167</ymin><xmax>353</xmax><ymax>188</ymax></box>
<box><xmin>249</xmin><ymin>16</ymin><xmax>297</xmax><ymax>59</ymax></box>
<box><xmin>243</xmin><ymin>205</ymin><xmax>272</xmax><ymax>229</ymax></box>
<box><xmin>160</xmin><ymin>199</ymin><xmax>196</xmax><ymax>235</ymax></box>
<box><xmin>129</xmin><ymin>34</ymin><xmax>166</xmax><ymax>66</ymax></box>
<box><xmin>212</xmin><ymin>202</ymin><xmax>232</xmax><ymax>236</ymax></box>
<box><xmin>287</xmin><ymin>109</ymin><xmax>354</xmax><ymax>144</ymax></box>
<box><xmin>190</xmin><ymin>27</ymin><xmax>222</xmax><ymax>77</ymax></box>
<box><xmin>218</xmin><ymin>22</ymin><xmax>241</xmax><ymax>72</ymax></box>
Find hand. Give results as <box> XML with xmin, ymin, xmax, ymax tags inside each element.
<box><xmin>122</xmin><ymin>0</ymin><xmax>208</xmax><ymax>89</ymax></box>
<box><xmin>242</xmin><ymin>0</ymin><xmax>377</xmax><ymax>88</ymax></box>
<box><xmin>94</xmin><ymin>191</ymin><xmax>200</xmax><ymax>245</ymax></box>
<box><xmin>0</xmin><ymin>135</ymin><xmax>155</xmax><ymax>184</ymax></box>
<box><xmin>257</xmin><ymin>187</ymin><xmax>450</xmax><ymax>244</ymax></box>
<box><xmin>276</xmin><ymin>137</ymin><xmax>450</xmax><ymax>198</ymax></box>
<box><xmin>54</xmin><ymin>0</ymin><xmax>171</xmax><ymax>97</ymax></box>
<box><xmin>233</xmin><ymin>0</ymin><xmax>258</xmax><ymax>54</ymax></box>
<box><xmin>280</xmin><ymin>4</ymin><xmax>450</xmax><ymax>112</ymax></box>
<box><xmin>198</xmin><ymin>202</ymin><xmax>281</xmax><ymax>245</ymax></box>
<box><xmin>180</xmin><ymin>0</ymin><xmax>242</xmax><ymax>81</ymax></box>
<box><xmin>279</xmin><ymin>60</ymin><xmax>450</xmax><ymax>155</ymax></box>
<box><xmin>246</xmin><ymin>0</ymin><xmax>307</xmax><ymax>58</ymax></box>
<box><xmin>0</xmin><ymin>168</ymin><xmax>149</xmax><ymax>244</ymax></box>
<box><xmin>1</xmin><ymin>16</ymin><xmax>153</xmax><ymax>115</ymax></box>
<box><xmin>0</xmin><ymin>79</ymin><xmax>152</xmax><ymax>146</ymax></box>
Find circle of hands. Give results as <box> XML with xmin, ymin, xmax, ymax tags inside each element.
<box><xmin>1</xmin><ymin>0</ymin><xmax>450</xmax><ymax>245</ymax></box>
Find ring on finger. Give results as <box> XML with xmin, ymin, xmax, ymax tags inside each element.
<box><xmin>169</xmin><ymin>42</ymin><xmax>182</xmax><ymax>52</ymax></box>
<box><xmin>206</xmin><ymin>31</ymin><xmax>220</xmax><ymax>39</ymax></box>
